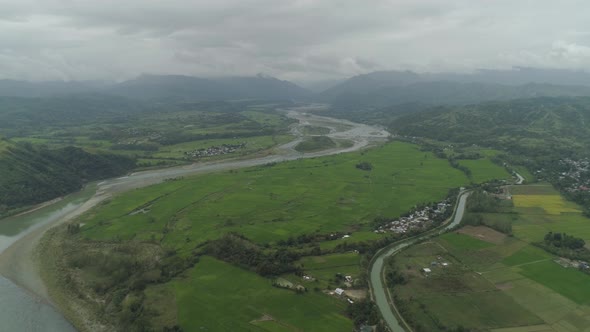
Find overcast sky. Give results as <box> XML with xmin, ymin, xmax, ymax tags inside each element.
<box><xmin>1</xmin><ymin>0</ymin><xmax>590</xmax><ymax>82</ymax></box>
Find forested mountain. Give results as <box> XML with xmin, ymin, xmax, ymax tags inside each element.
<box><xmin>0</xmin><ymin>140</ymin><xmax>135</xmax><ymax>216</ymax></box>
<box><xmin>108</xmin><ymin>74</ymin><xmax>311</xmax><ymax>101</ymax></box>
<box><xmin>0</xmin><ymin>95</ymin><xmax>145</xmax><ymax>132</ymax></box>
<box><xmin>0</xmin><ymin>80</ymin><xmax>105</xmax><ymax>98</ymax></box>
<box><xmin>319</xmin><ymin>68</ymin><xmax>590</xmax><ymax>109</ymax></box>
<box><xmin>0</xmin><ymin>75</ymin><xmax>311</xmax><ymax>102</ymax></box>
<box><xmin>322</xmin><ymin>80</ymin><xmax>590</xmax><ymax>110</ymax></box>
<box><xmin>391</xmin><ymin>96</ymin><xmax>590</xmax><ymax>157</ymax></box>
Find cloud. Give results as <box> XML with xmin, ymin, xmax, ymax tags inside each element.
<box><xmin>0</xmin><ymin>0</ymin><xmax>589</xmax><ymax>81</ymax></box>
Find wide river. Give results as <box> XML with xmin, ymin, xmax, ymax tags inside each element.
<box><xmin>0</xmin><ymin>107</ymin><xmax>389</xmax><ymax>331</ymax></box>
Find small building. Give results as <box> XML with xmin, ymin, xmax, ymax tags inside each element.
<box><xmin>335</xmin><ymin>288</ymin><xmax>345</xmax><ymax>296</ymax></box>
<box><xmin>442</xmin><ymin>262</ymin><xmax>449</xmax><ymax>267</ymax></box>
<box><xmin>342</xmin><ymin>235</ymin><xmax>351</xmax><ymax>239</ymax></box>
<box><xmin>345</xmin><ymin>275</ymin><xmax>353</xmax><ymax>283</ymax></box>
<box><xmin>347</xmin><ymin>298</ymin><xmax>354</xmax><ymax>304</ymax></box>
<box><xmin>422</xmin><ymin>268</ymin><xmax>432</xmax><ymax>274</ymax></box>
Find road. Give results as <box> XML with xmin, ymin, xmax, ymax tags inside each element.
<box><xmin>514</xmin><ymin>172</ymin><xmax>525</xmax><ymax>185</ymax></box>
<box><xmin>369</xmin><ymin>190</ymin><xmax>471</xmax><ymax>332</ymax></box>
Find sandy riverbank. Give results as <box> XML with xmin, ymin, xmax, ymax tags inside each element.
<box><xmin>0</xmin><ymin>194</ymin><xmax>110</xmax><ymax>303</ymax></box>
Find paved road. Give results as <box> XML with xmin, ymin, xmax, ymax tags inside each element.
<box><xmin>369</xmin><ymin>190</ymin><xmax>471</xmax><ymax>332</ymax></box>
<box><xmin>515</xmin><ymin>172</ymin><xmax>525</xmax><ymax>185</ymax></box>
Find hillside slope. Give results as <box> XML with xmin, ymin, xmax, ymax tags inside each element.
<box><xmin>0</xmin><ymin>140</ymin><xmax>135</xmax><ymax>215</ymax></box>
<box><xmin>391</xmin><ymin>97</ymin><xmax>590</xmax><ymax>157</ymax></box>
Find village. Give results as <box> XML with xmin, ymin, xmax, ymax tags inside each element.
<box><xmin>552</xmin><ymin>158</ymin><xmax>590</xmax><ymax>192</ymax></box>
<box><xmin>374</xmin><ymin>200</ymin><xmax>451</xmax><ymax>234</ymax></box>
<box><xmin>184</xmin><ymin>142</ymin><xmax>246</xmax><ymax>158</ymax></box>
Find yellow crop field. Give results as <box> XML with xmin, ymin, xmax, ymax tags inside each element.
<box><xmin>513</xmin><ymin>194</ymin><xmax>580</xmax><ymax>215</ymax></box>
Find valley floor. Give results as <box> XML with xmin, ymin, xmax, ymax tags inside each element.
<box><xmin>390</xmin><ymin>184</ymin><xmax>590</xmax><ymax>332</ymax></box>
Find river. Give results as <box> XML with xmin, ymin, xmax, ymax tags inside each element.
<box><xmin>0</xmin><ymin>107</ymin><xmax>389</xmax><ymax>331</ymax></box>
<box><xmin>0</xmin><ymin>186</ymin><xmax>97</xmax><ymax>331</ymax></box>
<box><xmin>369</xmin><ymin>190</ymin><xmax>471</xmax><ymax>332</ymax></box>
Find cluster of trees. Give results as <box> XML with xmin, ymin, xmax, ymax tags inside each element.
<box><xmin>344</xmin><ymin>299</ymin><xmax>381</xmax><ymax>329</ymax></box>
<box><xmin>543</xmin><ymin>232</ymin><xmax>585</xmax><ymax>249</ymax></box>
<box><xmin>535</xmin><ymin>231</ymin><xmax>590</xmax><ymax>263</ymax></box>
<box><xmin>384</xmin><ymin>257</ymin><xmax>406</xmax><ymax>287</ymax></box>
<box><xmin>156</xmin><ymin>128</ymin><xmax>278</xmax><ymax>146</ymax></box>
<box><xmin>205</xmin><ymin>233</ymin><xmax>301</xmax><ymax>277</ymax></box>
<box><xmin>466</xmin><ymin>189</ymin><xmax>501</xmax><ymax>213</ymax></box>
<box><xmin>448</xmin><ymin>157</ymin><xmax>472</xmax><ymax>179</ymax></box>
<box><xmin>463</xmin><ymin>189</ymin><xmax>513</xmax><ymax>234</ymax></box>
<box><xmin>355</xmin><ymin>161</ymin><xmax>373</xmax><ymax>171</ymax></box>
<box><xmin>110</xmin><ymin>143</ymin><xmax>159</xmax><ymax>151</ymax></box>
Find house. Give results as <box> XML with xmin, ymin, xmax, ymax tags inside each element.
<box><xmin>335</xmin><ymin>288</ymin><xmax>345</xmax><ymax>296</ymax></box>
<box><xmin>422</xmin><ymin>268</ymin><xmax>432</xmax><ymax>274</ymax></box>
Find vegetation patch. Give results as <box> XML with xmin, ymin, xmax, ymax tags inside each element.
<box><xmin>171</xmin><ymin>256</ymin><xmax>352</xmax><ymax>331</ymax></box>
<box><xmin>513</xmin><ymin>194</ymin><xmax>580</xmax><ymax>215</ymax></box>
<box><xmin>439</xmin><ymin>232</ymin><xmax>495</xmax><ymax>250</ymax></box>
<box><xmin>301</xmin><ymin>125</ymin><xmax>331</xmax><ymax>135</ymax></box>
<box><xmin>294</xmin><ymin>136</ymin><xmax>336</xmax><ymax>152</ymax></box>
<box><xmin>456</xmin><ymin>225</ymin><xmax>507</xmax><ymax>245</ymax></box>
<box><xmin>501</xmin><ymin>245</ymin><xmax>552</xmax><ymax>266</ymax></box>
<box><xmin>519</xmin><ymin>260</ymin><xmax>590</xmax><ymax>305</ymax></box>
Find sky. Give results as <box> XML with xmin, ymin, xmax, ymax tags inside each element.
<box><xmin>1</xmin><ymin>0</ymin><xmax>590</xmax><ymax>83</ymax></box>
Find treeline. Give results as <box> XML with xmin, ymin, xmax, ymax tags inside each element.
<box><xmin>535</xmin><ymin>231</ymin><xmax>590</xmax><ymax>262</ymax></box>
<box><xmin>155</xmin><ymin>128</ymin><xmax>279</xmax><ymax>146</ymax></box>
<box><xmin>542</xmin><ymin>232</ymin><xmax>585</xmax><ymax>250</ymax></box>
<box><xmin>463</xmin><ymin>189</ymin><xmax>513</xmax><ymax>234</ymax></box>
<box><xmin>344</xmin><ymin>299</ymin><xmax>386</xmax><ymax>331</ymax></box>
<box><xmin>0</xmin><ymin>142</ymin><xmax>135</xmax><ymax>216</ymax></box>
<box><xmin>466</xmin><ymin>189</ymin><xmax>500</xmax><ymax>213</ymax></box>
<box><xmin>204</xmin><ymin>233</ymin><xmax>301</xmax><ymax>277</ymax></box>
<box><xmin>448</xmin><ymin>157</ymin><xmax>472</xmax><ymax>179</ymax></box>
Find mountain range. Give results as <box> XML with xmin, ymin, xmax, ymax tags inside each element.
<box><xmin>3</xmin><ymin>68</ymin><xmax>590</xmax><ymax>108</ymax></box>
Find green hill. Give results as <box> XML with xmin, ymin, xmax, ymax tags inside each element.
<box><xmin>392</xmin><ymin>97</ymin><xmax>590</xmax><ymax>157</ymax></box>
<box><xmin>0</xmin><ymin>140</ymin><xmax>135</xmax><ymax>216</ymax></box>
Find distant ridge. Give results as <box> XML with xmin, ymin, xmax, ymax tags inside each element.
<box><xmin>319</xmin><ymin>68</ymin><xmax>590</xmax><ymax>109</ymax></box>
<box><xmin>0</xmin><ymin>74</ymin><xmax>312</xmax><ymax>101</ymax></box>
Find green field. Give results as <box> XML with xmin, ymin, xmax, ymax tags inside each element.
<box><xmin>458</xmin><ymin>158</ymin><xmax>512</xmax><ymax>183</ymax></box>
<box><xmin>79</xmin><ymin>142</ymin><xmax>469</xmax><ymax>252</ymax></box>
<box><xmin>390</xmin><ymin>184</ymin><xmax>590</xmax><ymax>331</ymax></box>
<box><xmin>294</xmin><ymin>253</ymin><xmax>362</xmax><ymax>289</ymax></box>
<box><xmin>520</xmin><ymin>260</ymin><xmax>590</xmax><ymax>305</ymax></box>
<box><xmin>439</xmin><ymin>232</ymin><xmax>495</xmax><ymax>250</ymax></box>
<box><xmin>168</xmin><ymin>256</ymin><xmax>352</xmax><ymax>331</ymax></box>
<box><xmin>501</xmin><ymin>245</ymin><xmax>552</xmax><ymax>266</ymax></box>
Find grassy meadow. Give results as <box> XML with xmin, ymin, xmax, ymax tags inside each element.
<box><xmin>79</xmin><ymin>142</ymin><xmax>470</xmax><ymax>253</ymax></box>
<box><xmin>167</xmin><ymin>256</ymin><xmax>352</xmax><ymax>331</ymax></box>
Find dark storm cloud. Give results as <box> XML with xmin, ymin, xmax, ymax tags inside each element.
<box><xmin>0</xmin><ymin>0</ymin><xmax>589</xmax><ymax>82</ymax></box>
